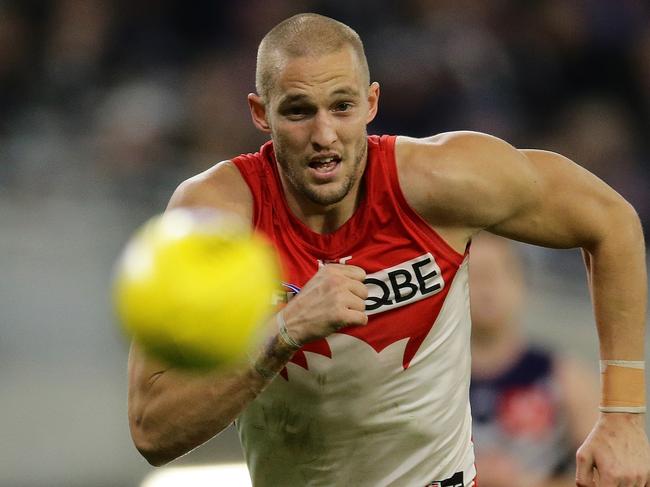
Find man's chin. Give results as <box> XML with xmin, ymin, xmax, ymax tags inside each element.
<box><xmin>303</xmin><ymin>182</ymin><xmax>350</xmax><ymax>207</ymax></box>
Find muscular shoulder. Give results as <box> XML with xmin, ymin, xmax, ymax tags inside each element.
<box><xmin>394</xmin><ymin>131</ymin><xmax>541</xmax><ymax>232</ymax></box>
<box><xmin>167</xmin><ymin>160</ymin><xmax>253</xmax><ymax>223</ymax></box>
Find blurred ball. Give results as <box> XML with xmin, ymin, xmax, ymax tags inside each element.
<box><xmin>113</xmin><ymin>208</ymin><xmax>280</xmax><ymax>369</ymax></box>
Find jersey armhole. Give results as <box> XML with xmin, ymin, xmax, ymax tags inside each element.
<box><xmin>380</xmin><ymin>135</ymin><xmax>467</xmax><ymax>264</ymax></box>
<box><xmin>230</xmin><ymin>155</ymin><xmax>262</xmax><ymax>229</ymax></box>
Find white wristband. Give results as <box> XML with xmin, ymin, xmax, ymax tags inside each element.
<box><xmin>599</xmin><ymin>405</ymin><xmax>647</xmax><ymax>414</ymax></box>
<box><xmin>599</xmin><ymin>360</ymin><xmax>645</xmax><ymax>372</ymax></box>
<box><xmin>277</xmin><ymin>311</ymin><xmax>301</xmax><ymax>350</ymax></box>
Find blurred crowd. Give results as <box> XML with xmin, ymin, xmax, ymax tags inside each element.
<box><xmin>1</xmin><ymin>0</ymin><xmax>649</xmax><ymax>225</ymax></box>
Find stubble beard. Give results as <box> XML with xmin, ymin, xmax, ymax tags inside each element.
<box><xmin>276</xmin><ymin>138</ymin><xmax>368</xmax><ymax>207</ymax></box>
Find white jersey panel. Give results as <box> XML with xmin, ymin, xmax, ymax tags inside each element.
<box><xmin>237</xmin><ymin>257</ymin><xmax>475</xmax><ymax>486</ymax></box>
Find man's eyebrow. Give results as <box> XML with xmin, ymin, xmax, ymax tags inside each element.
<box><xmin>331</xmin><ymin>87</ymin><xmax>361</xmax><ymax>97</ymax></box>
<box><xmin>278</xmin><ymin>93</ymin><xmax>310</xmax><ymax>105</ymax></box>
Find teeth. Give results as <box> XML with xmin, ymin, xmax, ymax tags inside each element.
<box><xmin>309</xmin><ymin>156</ymin><xmax>339</xmax><ymax>172</ymax></box>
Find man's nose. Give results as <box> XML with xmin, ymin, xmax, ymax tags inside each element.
<box><xmin>311</xmin><ymin>110</ymin><xmax>337</xmax><ymax>149</ymax></box>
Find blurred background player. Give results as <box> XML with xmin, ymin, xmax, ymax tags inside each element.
<box><xmin>469</xmin><ymin>234</ymin><xmax>599</xmax><ymax>487</ymax></box>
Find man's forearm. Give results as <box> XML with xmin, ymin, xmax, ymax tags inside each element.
<box><xmin>574</xmin><ymin>204</ymin><xmax>649</xmax><ymax>487</ymax></box>
<box><xmin>132</xmin><ymin>364</ymin><xmax>266</xmax><ymax>466</ymax></box>
<box><xmin>582</xmin><ymin>203</ymin><xmax>647</xmax><ymax>361</ymax></box>
<box><xmin>129</xmin><ymin>317</ymin><xmax>296</xmax><ymax>466</ymax></box>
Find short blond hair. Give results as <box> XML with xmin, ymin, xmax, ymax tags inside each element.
<box><xmin>255</xmin><ymin>13</ymin><xmax>370</xmax><ymax>101</ymax></box>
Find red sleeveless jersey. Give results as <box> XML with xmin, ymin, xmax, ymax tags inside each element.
<box><xmin>232</xmin><ymin>135</ymin><xmax>476</xmax><ymax>486</ymax></box>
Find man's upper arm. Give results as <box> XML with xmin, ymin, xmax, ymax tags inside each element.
<box><xmin>489</xmin><ymin>148</ymin><xmax>636</xmax><ymax>250</ymax></box>
<box><xmin>398</xmin><ymin>131</ymin><xmax>636</xmax><ymax>250</ymax></box>
<box><xmin>397</xmin><ymin>132</ymin><xmax>535</xmax><ymax>238</ymax></box>
<box><xmin>166</xmin><ymin>160</ymin><xmax>254</xmax><ymax>224</ymax></box>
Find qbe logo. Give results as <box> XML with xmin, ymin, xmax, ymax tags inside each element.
<box><xmin>364</xmin><ymin>253</ymin><xmax>444</xmax><ymax>315</ymax></box>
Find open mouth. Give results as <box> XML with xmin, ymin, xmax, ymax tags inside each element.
<box><xmin>308</xmin><ymin>155</ymin><xmax>342</xmax><ymax>175</ymax></box>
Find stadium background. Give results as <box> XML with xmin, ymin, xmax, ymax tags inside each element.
<box><xmin>0</xmin><ymin>1</ymin><xmax>649</xmax><ymax>485</ymax></box>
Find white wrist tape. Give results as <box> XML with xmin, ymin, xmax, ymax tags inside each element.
<box><xmin>599</xmin><ymin>360</ymin><xmax>646</xmax><ymax>414</ymax></box>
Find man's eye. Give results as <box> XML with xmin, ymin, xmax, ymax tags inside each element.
<box><xmin>282</xmin><ymin>106</ymin><xmax>311</xmax><ymax>119</ymax></box>
<box><xmin>334</xmin><ymin>102</ymin><xmax>352</xmax><ymax>112</ymax></box>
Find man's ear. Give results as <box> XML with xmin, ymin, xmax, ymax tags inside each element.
<box><xmin>366</xmin><ymin>82</ymin><xmax>380</xmax><ymax>124</ymax></box>
<box><xmin>248</xmin><ymin>93</ymin><xmax>271</xmax><ymax>133</ymax></box>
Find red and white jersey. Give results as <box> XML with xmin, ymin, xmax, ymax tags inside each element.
<box><xmin>232</xmin><ymin>135</ymin><xmax>475</xmax><ymax>487</ymax></box>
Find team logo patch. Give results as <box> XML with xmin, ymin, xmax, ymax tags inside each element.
<box><xmin>426</xmin><ymin>471</ymin><xmax>464</xmax><ymax>487</ymax></box>
<box><xmin>272</xmin><ymin>282</ymin><xmax>301</xmax><ymax>306</ymax></box>
<box><xmin>364</xmin><ymin>253</ymin><xmax>444</xmax><ymax>315</ymax></box>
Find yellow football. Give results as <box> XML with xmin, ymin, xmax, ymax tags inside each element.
<box><xmin>113</xmin><ymin>208</ymin><xmax>280</xmax><ymax>369</ymax></box>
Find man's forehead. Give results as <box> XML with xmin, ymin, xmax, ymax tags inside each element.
<box><xmin>267</xmin><ymin>46</ymin><xmax>365</xmax><ymax>95</ymax></box>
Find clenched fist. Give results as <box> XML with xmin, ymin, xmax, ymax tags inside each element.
<box><xmin>281</xmin><ymin>264</ymin><xmax>369</xmax><ymax>346</ymax></box>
